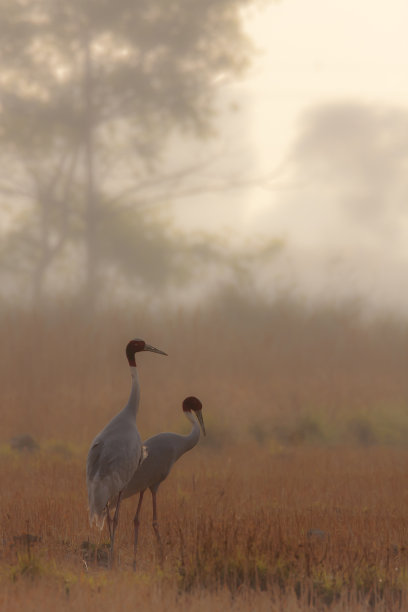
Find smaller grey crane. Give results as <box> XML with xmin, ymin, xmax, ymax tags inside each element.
<box><xmin>120</xmin><ymin>396</ymin><xmax>206</xmax><ymax>567</ymax></box>
<box><xmin>86</xmin><ymin>338</ymin><xmax>167</xmax><ymax>563</ymax></box>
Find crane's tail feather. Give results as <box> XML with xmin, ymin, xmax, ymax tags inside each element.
<box><xmin>88</xmin><ymin>506</ymin><xmax>106</xmax><ymax>529</ymax></box>
<box><xmin>87</xmin><ymin>477</ymin><xmax>109</xmax><ymax>530</ymax></box>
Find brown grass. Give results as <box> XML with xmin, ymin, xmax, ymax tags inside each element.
<box><xmin>1</xmin><ymin>300</ymin><xmax>408</xmax><ymax>610</ymax></box>
<box><xmin>2</xmin><ymin>446</ymin><xmax>408</xmax><ymax>610</ymax></box>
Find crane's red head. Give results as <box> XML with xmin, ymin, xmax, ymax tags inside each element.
<box><xmin>182</xmin><ymin>396</ymin><xmax>206</xmax><ymax>436</ymax></box>
<box><xmin>126</xmin><ymin>338</ymin><xmax>167</xmax><ymax>367</ymax></box>
<box><xmin>182</xmin><ymin>396</ymin><xmax>202</xmax><ymax>412</ymax></box>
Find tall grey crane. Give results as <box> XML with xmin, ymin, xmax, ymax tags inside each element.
<box><xmin>86</xmin><ymin>338</ymin><xmax>167</xmax><ymax>562</ymax></box>
<box><xmin>120</xmin><ymin>395</ymin><xmax>206</xmax><ymax>567</ymax></box>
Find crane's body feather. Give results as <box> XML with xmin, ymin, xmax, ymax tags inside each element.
<box><xmin>121</xmin><ymin>397</ymin><xmax>204</xmax><ymax>568</ymax></box>
<box><xmin>87</xmin><ymin>367</ymin><xmax>142</xmax><ymax>528</ymax></box>
<box><xmin>85</xmin><ymin>339</ymin><xmax>167</xmax><ymax>565</ymax></box>
<box><xmin>122</xmin><ymin>410</ymin><xmax>201</xmax><ymax>499</ymax></box>
<box><xmin>87</xmin><ymin>421</ymin><xmax>142</xmax><ymax>527</ymax></box>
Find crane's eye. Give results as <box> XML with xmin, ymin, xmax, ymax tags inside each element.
<box><xmin>131</xmin><ymin>340</ymin><xmax>145</xmax><ymax>352</ymax></box>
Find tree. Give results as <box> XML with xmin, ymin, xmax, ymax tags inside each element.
<box><xmin>0</xmin><ymin>0</ymin><xmax>262</xmax><ymax>306</ymax></box>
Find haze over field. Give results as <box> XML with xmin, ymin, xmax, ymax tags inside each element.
<box><xmin>175</xmin><ymin>0</ymin><xmax>408</xmax><ymax>314</ymax></box>
<box><xmin>0</xmin><ymin>0</ymin><xmax>408</xmax><ymax>316</ymax></box>
<box><xmin>1</xmin><ymin>2</ymin><xmax>408</xmax><ymax>447</ymax></box>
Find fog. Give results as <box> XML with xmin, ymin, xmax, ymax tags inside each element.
<box><xmin>0</xmin><ymin>0</ymin><xmax>407</xmax><ymax>318</ymax></box>
<box><xmin>174</xmin><ymin>0</ymin><xmax>408</xmax><ymax>317</ymax></box>
<box><xmin>250</xmin><ymin>103</ymin><xmax>408</xmax><ymax>314</ymax></box>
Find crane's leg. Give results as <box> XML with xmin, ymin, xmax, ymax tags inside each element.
<box><xmin>109</xmin><ymin>491</ymin><xmax>122</xmax><ymax>567</ymax></box>
<box><xmin>151</xmin><ymin>490</ymin><xmax>163</xmax><ymax>565</ymax></box>
<box><xmin>106</xmin><ymin>504</ymin><xmax>113</xmax><ymax>540</ymax></box>
<box><xmin>132</xmin><ymin>490</ymin><xmax>145</xmax><ymax>571</ymax></box>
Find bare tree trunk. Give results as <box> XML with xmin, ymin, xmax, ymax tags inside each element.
<box><xmin>83</xmin><ymin>38</ymin><xmax>99</xmax><ymax>309</ymax></box>
<box><xmin>30</xmin><ymin>151</ymin><xmax>77</xmax><ymax>306</ymax></box>
<box><xmin>31</xmin><ymin>185</ymin><xmax>49</xmax><ymax>305</ymax></box>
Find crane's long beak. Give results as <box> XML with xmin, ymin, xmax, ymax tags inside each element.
<box><xmin>196</xmin><ymin>409</ymin><xmax>206</xmax><ymax>436</ymax></box>
<box><xmin>144</xmin><ymin>344</ymin><xmax>168</xmax><ymax>356</ymax></box>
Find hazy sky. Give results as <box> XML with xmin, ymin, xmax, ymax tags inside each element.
<box><xmin>175</xmin><ymin>0</ymin><xmax>408</xmax><ymax>314</ymax></box>
<box><xmin>244</xmin><ymin>0</ymin><xmax>408</xmax><ymax>210</ymax></box>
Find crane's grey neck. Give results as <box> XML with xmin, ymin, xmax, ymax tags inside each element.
<box><xmin>175</xmin><ymin>411</ymin><xmax>201</xmax><ymax>460</ymax></box>
<box><xmin>123</xmin><ymin>366</ymin><xmax>140</xmax><ymax>418</ymax></box>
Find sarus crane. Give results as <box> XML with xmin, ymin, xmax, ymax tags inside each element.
<box><xmin>120</xmin><ymin>395</ymin><xmax>206</xmax><ymax>567</ymax></box>
<box><xmin>86</xmin><ymin>338</ymin><xmax>167</xmax><ymax>562</ymax></box>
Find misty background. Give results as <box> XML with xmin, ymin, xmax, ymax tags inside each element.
<box><xmin>1</xmin><ymin>0</ymin><xmax>408</xmax><ymax>451</ymax></box>
<box><xmin>1</xmin><ymin>0</ymin><xmax>407</xmax><ymax>316</ymax></box>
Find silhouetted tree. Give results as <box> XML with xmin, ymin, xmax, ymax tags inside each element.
<box><xmin>0</xmin><ymin>0</ymin><xmax>263</xmax><ymax>305</ymax></box>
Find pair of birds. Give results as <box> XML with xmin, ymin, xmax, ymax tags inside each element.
<box><xmin>86</xmin><ymin>338</ymin><xmax>205</xmax><ymax>566</ymax></box>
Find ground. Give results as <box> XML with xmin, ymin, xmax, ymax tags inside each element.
<box><xmin>1</xmin><ymin>445</ymin><xmax>408</xmax><ymax>611</ymax></box>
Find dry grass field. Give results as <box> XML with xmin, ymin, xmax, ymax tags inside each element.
<box><xmin>1</xmin><ymin>299</ymin><xmax>408</xmax><ymax>610</ymax></box>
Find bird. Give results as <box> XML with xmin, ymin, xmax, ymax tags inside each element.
<box><xmin>120</xmin><ymin>395</ymin><xmax>206</xmax><ymax>567</ymax></box>
<box><xmin>86</xmin><ymin>338</ymin><xmax>167</xmax><ymax>563</ymax></box>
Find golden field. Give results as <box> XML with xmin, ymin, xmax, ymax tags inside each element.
<box><xmin>1</xmin><ymin>299</ymin><xmax>408</xmax><ymax>611</ymax></box>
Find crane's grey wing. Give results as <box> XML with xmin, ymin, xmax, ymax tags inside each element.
<box><xmin>87</xmin><ymin>440</ymin><xmax>111</xmax><ymax>528</ymax></box>
<box><xmin>87</xmin><ymin>441</ymin><xmax>103</xmax><ymax>482</ymax></box>
<box><xmin>87</xmin><ymin>439</ymin><xmax>126</xmax><ymax>480</ymax></box>
<box><xmin>87</xmin><ymin>435</ymin><xmax>141</xmax><ymax>528</ymax></box>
